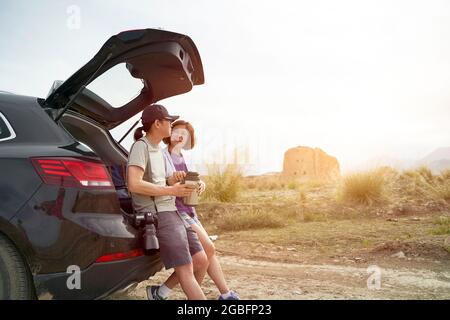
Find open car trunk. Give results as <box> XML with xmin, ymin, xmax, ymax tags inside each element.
<box><xmin>43</xmin><ymin>28</ymin><xmax>204</xmax><ymax>129</ymax></box>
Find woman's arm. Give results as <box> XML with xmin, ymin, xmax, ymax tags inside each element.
<box><xmin>198</xmin><ymin>179</ymin><xmax>206</xmax><ymax>194</ymax></box>
<box><xmin>167</xmin><ymin>171</ymin><xmax>186</xmax><ymax>186</ymax></box>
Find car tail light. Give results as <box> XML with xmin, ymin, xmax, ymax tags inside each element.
<box><xmin>95</xmin><ymin>249</ymin><xmax>144</xmax><ymax>263</ymax></box>
<box><xmin>30</xmin><ymin>157</ymin><xmax>114</xmax><ymax>189</ymax></box>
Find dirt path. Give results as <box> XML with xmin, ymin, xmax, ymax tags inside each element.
<box><xmin>112</xmin><ymin>209</ymin><xmax>450</xmax><ymax>300</ymax></box>
<box><xmin>118</xmin><ymin>253</ymin><xmax>450</xmax><ymax>300</ymax></box>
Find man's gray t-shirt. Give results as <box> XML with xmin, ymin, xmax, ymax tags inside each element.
<box><xmin>127</xmin><ymin>136</ymin><xmax>176</xmax><ymax>213</ymax></box>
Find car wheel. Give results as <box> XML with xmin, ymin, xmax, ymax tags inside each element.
<box><xmin>0</xmin><ymin>233</ymin><xmax>35</xmax><ymax>299</ymax></box>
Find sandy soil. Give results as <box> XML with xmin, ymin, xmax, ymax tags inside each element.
<box><xmin>109</xmin><ymin>188</ymin><xmax>450</xmax><ymax>300</ymax></box>
<box><xmin>113</xmin><ymin>250</ymin><xmax>450</xmax><ymax>300</ymax></box>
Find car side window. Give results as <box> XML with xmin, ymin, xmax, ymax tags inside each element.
<box><xmin>0</xmin><ymin>112</ymin><xmax>16</xmax><ymax>142</ymax></box>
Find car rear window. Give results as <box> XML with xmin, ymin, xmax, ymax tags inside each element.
<box><xmin>0</xmin><ymin>112</ymin><xmax>15</xmax><ymax>141</ymax></box>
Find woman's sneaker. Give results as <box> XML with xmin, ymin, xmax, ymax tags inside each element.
<box><xmin>218</xmin><ymin>290</ymin><xmax>240</xmax><ymax>300</ymax></box>
<box><xmin>146</xmin><ymin>285</ymin><xmax>167</xmax><ymax>300</ymax></box>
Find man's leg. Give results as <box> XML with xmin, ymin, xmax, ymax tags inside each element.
<box><xmin>154</xmin><ymin>211</ymin><xmax>206</xmax><ymax>300</ymax></box>
<box><xmin>161</xmin><ymin>231</ymin><xmax>209</xmax><ymax>291</ymax></box>
<box><xmin>161</xmin><ymin>223</ymin><xmax>231</xmax><ymax>297</ymax></box>
<box><xmin>193</xmin><ymin>250</ymin><xmax>209</xmax><ymax>284</ymax></box>
<box><xmin>174</xmin><ymin>262</ymin><xmax>206</xmax><ymax>300</ymax></box>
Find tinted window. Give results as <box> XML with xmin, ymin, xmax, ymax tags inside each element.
<box><xmin>0</xmin><ymin>112</ymin><xmax>15</xmax><ymax>141</ymax></box>
<box><xmin>86</xmin><ymin>63</ymin><xmax>144</xmax><ymax>108</ymax></box>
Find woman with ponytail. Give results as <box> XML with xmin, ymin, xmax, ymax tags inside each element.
<box><xmin>126</xmin><ymin>104</ymin><xmax>208</xmax><ymax>300</ymax></box>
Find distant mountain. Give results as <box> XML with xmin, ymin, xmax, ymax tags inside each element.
<box><xmin>353</xmin><ymin>147</ymin><xmax>450</xmax><ymax>174</ymax></box>
<box><xmin>363</xmin><ymin>155</ymin><xmax>416</xmax><ymax>171</ymax></box>
<box><xmin>426</xmin><ymin>159</ymin><xmax>450</xmax><ymax>174</ymax></box>
<box><xmin>419</xmin><ymin>147</ymin><xmax>450</xmax><ymax>174</ymax></box>
<box><xmin>419</xmin><ymin>147</ymin><xmax>450</xmax><ymax>164</ymax></box>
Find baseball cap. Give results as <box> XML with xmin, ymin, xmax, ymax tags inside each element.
<box><xmin>141</xmin><ymin>104</ymin><xmax>179</xmax><ymax>125</ymax></box>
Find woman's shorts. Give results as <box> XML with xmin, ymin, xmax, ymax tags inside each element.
<box><xmin>155</xmin><ymin>211</ymin><xmax>204</xmax><ymax>269</ymax></box>
<box><xmin>178</xmin><ymin>211</ymin><xmax>202</xmax><ymax>228</ymax></box>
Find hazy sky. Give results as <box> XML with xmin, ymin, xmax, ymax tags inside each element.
<box><xmin>1</xmin><ymin>0</ymin><xmax>449</xmax><ymax>174</ymax></box>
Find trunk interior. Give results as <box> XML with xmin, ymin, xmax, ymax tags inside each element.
<box><xmin>59</xmin><ymin>111</ymin><xmax>134</xmax><ymax>215</ymax></box>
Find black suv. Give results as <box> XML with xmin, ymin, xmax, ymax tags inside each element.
<box><xmin>0</xmin><ymin>29</ymin><xmax>204</xmax><ymax>299</ymax></box>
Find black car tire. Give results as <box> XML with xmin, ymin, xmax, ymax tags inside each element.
<box><xmin>0</xmin><ymin>233</ymin><xmax>35</xmax><ymax>300</ymax></box>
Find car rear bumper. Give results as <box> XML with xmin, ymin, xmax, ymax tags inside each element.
<box><xmin>33</xmin><ymin>254</ymin><xmax>164</xmax><ymax>300</ymax></box>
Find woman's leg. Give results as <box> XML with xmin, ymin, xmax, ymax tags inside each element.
<box><xmin>190</xmin><ymin>223</ymin><xmax>230</xmax><ymax>294</ymax></box>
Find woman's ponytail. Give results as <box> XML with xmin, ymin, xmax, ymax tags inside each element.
<box><xmin>133</xmin><ymin>123</ymin><xmax>151</xmax><ymax>141</ymax></box>
<box><xmin>133</xmin><ymin>126</ymin><xmax>144</xmax><ymax>141</ymax></box>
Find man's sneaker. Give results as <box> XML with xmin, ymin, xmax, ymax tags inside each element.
<box><xmin>218</xmin><ymin>290</ymin><xmax>240</xmax><ymax>300</ymax></box>
<box><xmin>146</xmin><ymin>285</ymin><xmax>167</xmax><ymax>300</ymax></box>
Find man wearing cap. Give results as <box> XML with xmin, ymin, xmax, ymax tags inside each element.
<box><xmin>127</xmin><ymin>104</ymin><xmax>208</xmax><ymax>300</ymax></box>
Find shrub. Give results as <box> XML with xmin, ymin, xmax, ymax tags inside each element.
<box><xmin>430</xmin><ymin>181</ymin><xmax>450</xmax><ymax>202</ymax></box>
<box><xmin>416</xmin><ymin>166</ymin><xmax>434</xmax><ymax>183</ymax></box>
<box><xmin>216</xmin><ymin>208</ymin><xmax>286</xmax><ymax>231</ymax></box>
<box><xmin>202</xmin><ymin>164</ymin><xmax>242</xmax><ymax>202</ymax></box>
<box><xmin>287</xmin><ymin>181</ymin><xmax>298</xmax><ymax>190</ymax></box>
<box><xmin>430</xmin><ymin>216</ymin><xmax>450</xmax><ymax>235</ymax></box>
<box><xmin>399</xmin><ymin>168</ymin><xmax>450</xmax><ymax>202</ymax></box>
<box><xmin>303</xmin><ymin>211</ymin><xmax>327</xmax><ymax>222</ymax></box>
<box><xmin>246</xmin><ymin>181</ymin><xmax>257</xmax><ymax>189</ymax></box>
<box><xmin>440</xmin><ymin>170</ymin><xmax>450</xmax><ymax>181</ymax></box>
<box><xmin>339</xmin><ymin>170</ymin><xmax>386</xmax><ymax>205</ymax></box>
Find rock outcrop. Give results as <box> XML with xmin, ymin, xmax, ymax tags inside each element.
<box><xmin>282</xmin><ymin>146</ymin><xmax>340</xmax><ymax>181</ymax></box>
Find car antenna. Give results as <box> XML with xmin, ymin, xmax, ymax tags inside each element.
<box><xmin>118</xmin><ymin>119</ymin><xmax>141</xmax><ymax>144</ymax></box>
<box><xmin>54</xmin><ymin>52</ymin><xmax>113</xmax><ymax>122</ymax></box>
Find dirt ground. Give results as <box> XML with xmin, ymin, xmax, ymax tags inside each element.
<box><xmin>116</xmin><ymin>250</ymin><xmax>450</xmax><ymax>300</ymax></box>
<box><xmin>113</xmin><ymin>219</ymin><xmax>450</xmax><ymax>300</ymax></box>
<box><xmin>112</xmin><ymin>187</ymin><xmax>450</xmax><ymax>300</ymax></box>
